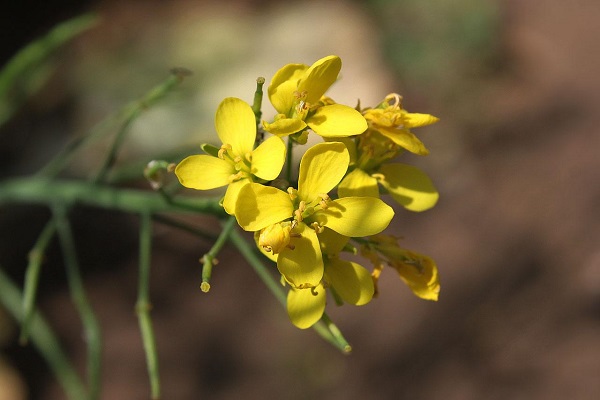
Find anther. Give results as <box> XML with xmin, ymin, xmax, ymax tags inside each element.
<box><xmin>310</xmin><ymin>222</ymin><xmax>324</xmax><ymax>233</ymax></box>
<box><xmin>287</xmin><ymin>187</ymin><xmax>298</xmax><ymax>201</ymax></box>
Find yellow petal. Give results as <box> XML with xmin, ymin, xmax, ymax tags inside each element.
<box><xmin>215</xmin><ymin>97</ymin><xmax>256</xmax><ymax>155</ymax></box>
<box><xmin>287</xmin><ymin>284</ymin><xmax>326</xmax><ymax>329</ymax></box>
<box><xmin>317</xmin><ymin>227</ymin><xmax>349</xmax><ymax>256</ymax></box>
<box><xmin>307</xmin><ymin>104</ymin><xmax>367</xmax><ymax>137</ymax></box>
<box><xmin>326</xmin><ymin>259</ymin><xmax>373</xmax><ymax>305</ymax></box>
<box><xmin>338</xmin><ymin>168</ymin><xmax>380</xmax><ymax>198</ymax></box>
<box><xmin>277</xmin><ymin>222</ymin><xmax>324</xmax><ymax>288</ymax></box>
<box><xmin>325</xmin><ymin>137</ymin><xmax>357</xmax><ymax>165</ymax></box>
<box><xmin>235</xmin><ymin>183</ymin><xmax>293</xmax><ymax>231</ymax></box>
<box><xmin>378</xmin><ymin>164</ymin><xmax>438</xmax><ymax>212</ymax></box>
<box><xmin>393</xmin><ymin>251</ymin><xmax>440</xmax><ymax>301</ymax></box>
<box><xmin>312</xmin><ymin>197</ymin><xmax>394</xmax><ymax>237</ymax></box>
<box><xmin>253</xmin><ymin>231</ymin><xmax>278</xmax><ymax>263</ymax></box>
<box><xmin>298</xmin><ymin>55</ymin><xmax>341</xmax><ymax>105</ymax></box>
<box><xmin>251</xmin><ymin>136</ymin><xmax>286</xmax><ymax>181</ymax></box>
<box><xmin>175</xmin><ymin>155</ymin><xmax>233</xmax><ymax>190</ymax></box>
<box><xmin>404</xmin><ymin>112</ymin><xmax>439</xmax><ymax>128</ymax></box>
<box><xmin>222</xmin><ymin>179</ymin><xmax>248</xmax><ymax>215</ymax></box>
<box><xmin>262</xmin><ymin>118</ymin><xmax>307</xmax><ymax>136</ymax></box>
<box><xmin>376</xmin><ymin>126</ymin><xmax>429</xmax><ymax>155</ymax></box>
<box><xmin>268</xmin><ymin>63</ymin><xmax>308</xmax><ymax>115</ymax></box>
<box><xmin>298</xmin><ymin>142</ymin><xmax>349</xmax><ymax>203</ymax></box>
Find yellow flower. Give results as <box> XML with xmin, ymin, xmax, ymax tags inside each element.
<box><xmin>362</xmin><ymin>93</ymin><xmax>439</xmax><ymax>155</ymax></box>
<box><xmin>286</xmin><ymin>228</ymin><xmax>374</xmax><ymax>329</ymax></box>
<box><xmin>363</xmin><ymin>234</ymin><xmax>440</xmax><ymax>301</ymax></box>
<box><xmin>175</xmin><ymin>97</ymin><xmax>286</xmax><ymax>214</ymax></box>
<box><xmin>337</xmin><ymin>131</ymin><xmax>439</xmax><ymax>212</ymax></box>
<box><xmin>235</xmin><ymin>142</ymin><xmax>394</xmax><ymax>290</ymax></box>
<box><xmin>264</xmin><ymin>55</ymin><xmax>367</xmax><ymax>139</ymax></box>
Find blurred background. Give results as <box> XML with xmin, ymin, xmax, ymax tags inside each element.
<box><xmin>1</xmin><ymin>0</ymin><xmax>599</xmax><ymax>399</ymax></box>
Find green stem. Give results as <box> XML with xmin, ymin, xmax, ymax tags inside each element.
<box><xmin>92</xmin><ymin>108</ymin><xmax>141</xmax><ymax>183</ymax></box>
<box><xmin>0</xmin><ymin>177</ymin><xmax>226</xmax><ymax>216</ymax></box>
<box><xmin>152</xmin><ymin>214</ymin><xmax>217</xmax><ymax>242</ymax></box>
<box><xmin>20</xmin><ymin>218</ymin><xmax>56</xmax><ymax>344</ymax></box>
<box><xmin>228</xmin><ymin>230</ymin><xmax>351</xmax><ymax>353</ymax></box>
<box><xmin>251</xmin><ymin>77</ymin><xmax>265</xmax><ymax>127</ymax></box>
<box><xmin>320</xmin><ymin>313</ymin><xmax>352</xmax><ymax>354</ymax></box>
<box><xmin>38</xmin><ymin>70</ymin><xmax>188</xmax><ymax>179</ymax></box>
<box><xmin>53</xmin><ymin>204</ymin><xmax>101</xmax><ymax>400</ymax></box>
<box><xmin>136</xmin><ymin>212</ymin><xmax>161</xmax><ymax>399</ymax></box>
<box><xmin>200</xmin><ymin>216</ymin><xmax>237</xmax><ymax>292</ymax></box>
<box><xmin>0</xmin><ymin>266</ymin><xmax>88</xmax><ymax>400</ymax></box>
<box><xmin>229</xmin><ymin>229</ymin><xmax>286</xmax><ymax>305</ymax></box>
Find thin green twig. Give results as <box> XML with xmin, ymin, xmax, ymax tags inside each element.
<box><xmin>0</xmin><ymin>177</ymin><xmax>225</xmax><ymax>216</ymax></box>
<box><xmin>136</xmin><ymin>212</ymin><xmax>161</xmax><ymax>399</ymax></box>
<box><xmin>0</xmin><ymin>266</ymin><xmax>87</xmax><ymax>400</ymax></box>
<box><xmin>20</xmin><ymin>218</ymin><xmax>56</xmax><ymax>344</ymax></box>
<box><xmin>152</xmin><ymin>214</ymin><xmax>217</xmax><ymax>242</ymax></box>
<box><xmin>228</xmin><ymin>229</ymin><xmax>351</xmax><ymax>353</ymax></box>
<box><xmin>53</xmin><ymin>204</ymin><xmax>101</xmax><ymax>400</ymax></box>
<box><xmin>200</xmin><ymin>216</ymin><xmax>237</xmax><ymax>292</ymax></box>
<box><xmin>37</xmin><ymin>70</ymin><xmax>190</xmax><ymax>179</ymax></box>
<box><xmin>92</xmin><ymin>108</ymin><xmax>141</xmax><ymax>183</ymax></box>
<box><xmin>229</xmin><ymin>229</ymin><xmax>286</xmax><ymax>305</ymax></box>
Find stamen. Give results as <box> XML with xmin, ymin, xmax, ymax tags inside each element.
<box><xmin>287</xmin><ymin>187</ymin><xmax>298</xmax><ymax>201</ymax></box>
<box><xmin>310</xmin><ymin>222</ymin><xmax>324</xmax><ymax>233</ymax></box>
<box><xmin>385</xmin><ymin>93</ymin><xmax>403</xmax><ymax>109</ymax></box>
<box><xmin>218</xmin><ymin>143</ymin><xmax>233</xmax><ymax>160</ymax></box>
<box><xmin>228</xmin><ymin>171</ymin><xmax>244</xmax><ymax>183</ymax></box>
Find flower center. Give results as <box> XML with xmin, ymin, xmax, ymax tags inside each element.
<box><xmin>218</xmin><ymin>143</ymin><xmax>253</xmax><ymax>182</ymax></box>
<box><xmin>355</xmin><ymin>131</ymin><xmax>399</xmax><ymax>171</ymax></box>
<box><xmin>287</xmin><ymin>188</ymin><xmax>331</xmax><ymax>230</ymax></box>
<box><xmin>292</xmin><ymin>90</ymin><xmax>310</xmax><ymax>119</ymax></box>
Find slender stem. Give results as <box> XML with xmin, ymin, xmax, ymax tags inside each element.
<box><xmin>229</xmin><ymin>229</ymin><xmax>286</xmax><ymax>305</ymax></box>
<box><xmin>228</xmin><ymin>229</ymin><xmax>350</xmax><ymax>352</ymax></box>
<box><xmin>20</xmin><ymin>218</ymin><xmax>56</xmax><ymax>344</ymax></box>
<box><xmin>38</xmin><ymin>71</ymin><xmax>188</xmax><ymax>179</ymax></box>
<box><xmin>200</xmin><ymin>216</ymin><xmax>237</xmax><ymax>292</ymax></box>
<box><xmin>92</xmin><ymin>108</ymin><xmax>141</xmax><ymax>183</ymax></box>
<box><xmin>152</xmin><ymin>214</ymin><xmax>217</xmax><ymax>242</ymax></box>
<box><xmin>105</xmin><ymin>146</ymin><xmax>196</xmax><ymax>184</ymax></box>
<box><xmin>136</xmin><ymin>212</ymin><xmax>161</xmax><ymax>399</ymax></box>
<box><xmin>0</xmin><ymin>177</ymin><xmax>226</xmax><ymax>216</ymax></box>
<box><xmin>320</xmin><ymin>313</ymin><xmax>352</xmax><ymax>354</ymax></box>
<box><xmin>53</xmin><ymin>204</ymin><xmax>101</xmax><ymax>400</ymax></box>
<box><xmin>0</xmin><ymin>266</ymin><xmax>88</xmax><ymax>400</ymax></box>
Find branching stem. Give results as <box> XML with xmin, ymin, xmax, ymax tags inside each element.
<box><xmin>136</xmin><ymin>212</ymin><xmax>161</xmax><ymax>399</ymax></box>
<box><xmin>53</xmin><ymin>204</ymin><xmax>102</xmax><ymax>400</ymax></box>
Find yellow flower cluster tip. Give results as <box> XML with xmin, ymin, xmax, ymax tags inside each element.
<box><xmin>175</xmin><ymin>55</ymin><xmax>441</xmax><ymax>329</ymax></box>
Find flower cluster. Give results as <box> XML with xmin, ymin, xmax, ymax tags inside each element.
<box><xmin>175</xmin><ymin>55</ymin><xmax>440</xmax><ymax>329</ymax></box>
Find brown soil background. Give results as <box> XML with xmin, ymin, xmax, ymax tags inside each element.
<box><xmin>1</xmin><ymin>0</ymin><xmax>599</xmax><ymax>399</ymax></box>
